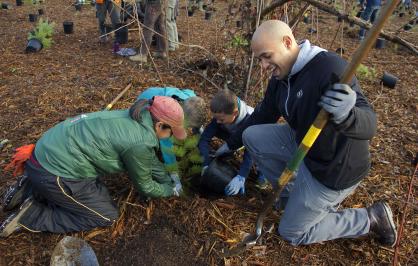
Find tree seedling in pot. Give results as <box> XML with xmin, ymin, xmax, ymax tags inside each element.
<box><xmin>26</xmin><ymin>18</ymin><xmax>55</xmax><ymax>53</ymax></box>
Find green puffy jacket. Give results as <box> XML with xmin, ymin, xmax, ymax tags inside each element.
<box><xmin>34</xmin><ymin>109</ymin><xmax>173</xmax><ymax>198</ymax></box>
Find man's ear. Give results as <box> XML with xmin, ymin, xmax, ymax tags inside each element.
<box><xmin>233</xmin><ymin>109</ymin><xmax>239</xmax><ymax>117</ymax></box>
<box><xmin>283</xmin><ymin>36</ymin><xmax>292</xmax><ymax>49</ymax></box>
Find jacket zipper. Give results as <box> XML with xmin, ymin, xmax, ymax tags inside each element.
<box><xmin>285</xmin><ymin>76</ymin><xmax>291</xmax><ymax>117</ymax></box>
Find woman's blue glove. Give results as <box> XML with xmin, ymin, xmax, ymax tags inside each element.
<box><xmin>318</xmin><ymin>83</ymin><xmax>356</xmax><ymax>124</ymax></box>
<box><xmin>224</xmin><ymin>175</ymin><xmax>245</xmax><ymax>196</ymax></box>
<box><xmin>170</xmin><ymin>173</ymin><xmax>183</xmax><ymax>196</ymax></box>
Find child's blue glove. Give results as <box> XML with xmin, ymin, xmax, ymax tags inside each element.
<box><xmin>224</xmin><ymin>175</ymin><xmax>245</xmax><ymax>196</ymax></box>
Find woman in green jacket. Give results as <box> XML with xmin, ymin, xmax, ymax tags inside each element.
<box><xmin>0</xmin><ymin>96</ymin><xmax>186</xmax><ymax>237</ymax></box>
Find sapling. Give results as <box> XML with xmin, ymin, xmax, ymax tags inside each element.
<box><xmin>28</xmin><ymin>18</ymin><xmax>55</xmax><ymax>49</ymax></box>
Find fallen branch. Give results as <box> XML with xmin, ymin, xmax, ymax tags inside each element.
<box><xmin>256</xmin><ymin>0</ymin><xmax>418</xmax><ymax>55</ymax></box>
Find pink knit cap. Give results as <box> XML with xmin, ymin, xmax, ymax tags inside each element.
<box><xmin>149</xmin><ymin>96</ymin><xmax>187</xmax><ymax>140</ymax></box>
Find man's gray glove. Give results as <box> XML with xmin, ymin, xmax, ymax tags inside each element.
<box><xmin>318</xmin><ymin>83</ymin><xmax>356</xmax><ymax>124</ymax></box>
<box><xmin>214</xmin><ymin>143</ymin><xmax>231</xmax><ymax>157</ymax></box>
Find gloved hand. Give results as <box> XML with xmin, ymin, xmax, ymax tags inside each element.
<box><xmin>318</xmin><ymin>83</ymin><xmax>356</xmax><ymax>124</ymax></box>
<box><xmin>214</xmin><ymin>143</ymin><xmax>230</xmax><ymax>157</ymax></box>
<box><xmin>201</xmin><ymin>165</ymin><xmax>208</xmax><ymax>176</ymax></box>
<box><xmin>170</xmin><ymin>173</ymin><xmax>183</xmax><ymax>196</ymax></box>
<box><xmin>224</xmin><ymin>175</ymin><xmax>245</xmax><ymax>196</ymax></box>
<box><xmin>172</xmin><ymin>183</ymin><xmax>182</xmax><ymax>196</ymax></box>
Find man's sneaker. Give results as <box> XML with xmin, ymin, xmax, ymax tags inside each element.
<box><xmin>2</xmin><ymin>175</ymin><xmax>31</xmax><ymax>212</ymax></box>
<box><xmin>129</xmin><ymin>54</ymin><xmax>148</xmax><ymax>63</ymax></box>
<box><xmin>367</xmin><ymin>201</ymin><xmax>397</xmax><ymax>247</ymax></box>
<box><xmin>0</xmin><ymin>197</ymin><xmax>33</xmax><ymax>238</ymax></box>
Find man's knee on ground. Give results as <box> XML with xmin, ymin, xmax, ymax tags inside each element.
<box><xmin>278</xmin><ymin>222</ymin><xmax>308</xmax><ymax>247</ymax></box>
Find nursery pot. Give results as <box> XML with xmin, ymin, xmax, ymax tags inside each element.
<box><xmin>115</xmin><ymin>23</ymin><xmax>128</xmax><ymax>44</ymax></box>
<box><xmin>38</xmin><ymin>8</ymin><xmax>44</xmax><ymax>15</ymax></box>
<box><xmin>29</xmin><ymin>14</ymin><xmax>38</xmax><ymax>22</ymax></box>
<box><xmin>308</xmin><ymin>27</ymin><xmax>317</xmax><ymax>33</ymax></box>
<box><xmin>202</xmin><ymin>4</ymin><xmax>207</xmax><ymax>10</ymax></box>
<box><xmin>204</xmin><ymin>11</ymin><xmax>212</xmax><ymax>20</ymax></box>
<box><xmin>2</xmin><ymin>3</ymin><xmax>12</xmax><ymax>9</ymax></box>
<box><xmin>303</xmin><ymin>16</ymin><xmax>310</xmax><ymax>24</ymax></box>
<box><xmin>336</xmin><ymin>47</ymin><xmax>345</xmax><ymax>54</ymax></box>
<box><xmin>403</xmin><ymin>24</ymin><xmax>413</xmax><ymax>31</ymax></box>
<box><xmin>375</xmin><ymin>38</ymin><xmax>385</xmax><ymax>49</ymax></box>
<box><xmin>380</xmin><ymin>72</ymin><xmax>398</xmax><ymax>89</ymax></box>
<box><xmin>75</xmin><ymin>3</ymin><xmax>82</xmax><ymax>11</ymax></box>
<box><xmin>201</xmin><ymin>157</ymin><xmax>236</xmax><ymax>195</ymax></box>
<box><xmin>236</xmin><ymin>20</ymin><xmax>241</xmax><ymax>28</ymax></box>
<box><xmin>63</xmin><ymin>21</ymin><xmax>74</xmax><ymax>34</ymax></box>
<box><xmin>399</xmin><ymin>12</ymin><xmax>404</xmax><ymax>17</ymax></box>
<box><xmin>16</xmin><ymin>0</ymin><xmax>22</xmax><ymax>6</ymax></box>
<box><xmin>25</xmin><ymin>38</ymin><xmax>43</xmax><ymax>53</ymax></box>
<box><xmin>188</xmin><ymin>10</ymin><xmax>194</xmax><ymax>17</ymax></box>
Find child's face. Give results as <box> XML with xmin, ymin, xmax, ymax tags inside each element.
<box><xmin>213</xmin><ymin>110</ymin><xmax>238</xmax><ymax>125</ymax></box>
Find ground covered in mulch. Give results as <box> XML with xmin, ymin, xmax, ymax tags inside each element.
<box><xmin>0</xmin><ymin>0</ymin><xmax>417</xmax><ymax>265</ymax></box>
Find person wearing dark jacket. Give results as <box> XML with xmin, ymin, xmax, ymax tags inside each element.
<box><xmin>198</xmin><ymin>89</ymin><xmax>267</xmax><ymax>196</ymax></box>
<box><xmin>220</xmin><ymin>20</ymin><xmax>397</xmax><ymax>247</ymax></box>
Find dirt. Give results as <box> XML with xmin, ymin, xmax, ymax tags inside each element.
<box><xmin>98</xmin><ymin>212</ymin><xmax>206</xmax><ymax>266</ymax></box>
<box><xmin>0</xmin><ymin>0</ymin><xmax>417</xmax><ymax>265</ymax></box>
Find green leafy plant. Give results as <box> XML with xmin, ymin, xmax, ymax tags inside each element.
<box><xmin>170</xmin><ymin>135</ymin><xmax>203</xmax><ymax>178</ymax></box>
<box><xmin>28</xmin><ymin>18</ymin><xmax>55</xmax><ymax>48</ymax></box>
<box><xmin>230</xmin><ymin>35</ymin><xmax>249</xmax><ymax>47</ymax></box>
<box><xmin>356</xmin><ymin>63</ymin><xmax>376</xmax><ymax>80</ymax></box>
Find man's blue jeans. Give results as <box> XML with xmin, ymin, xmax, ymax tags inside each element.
<box><xmin>359</xmin><ymin>5</ymin><xmax>380</xmax><ymax>40</ymax></box>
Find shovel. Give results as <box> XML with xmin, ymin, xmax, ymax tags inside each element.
<box><xmin>222</xmin><ymin>0</ymin><xmax>401</xmax><ymax>257</ymax></box>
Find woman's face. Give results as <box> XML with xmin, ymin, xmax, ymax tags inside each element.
<box><xmin>155</xmin><ymin>122</ymin><xmax>173</xmax><ymax>139</ymax></box>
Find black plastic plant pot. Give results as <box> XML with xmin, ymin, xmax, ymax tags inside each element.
<box><xmin>202</xmin><ymin>4</ymin><xmax>207</xmax><ymax>10</ymax></box>
<box><xmin>115</xmin><ymin>23</ymin><xmax>128</xmax><ymax>44</ymax></box>
<box><xmin>399</xmin><ymin>12</ymin><xmax>404</xmax><ymax>17</ymax></box>
<box><xmin>2</xmin><ymin>3</ymin><xmax>12</xmax><ymax>9</ymax></box>
<box><xmin>26</xmin><ymin>38</ymin><xmax>43</xmax><ymax>53</ymax></box>
<box><xmin>236</xmin><ymin>20</ymin><xmax>241</xmax><ymax>28</ymax></box>
<box><xmin>188</xmin><ymin>10</ymin><xmax>194</xmax><ymax>17</ymax></box>
<box><xmin>29</xmin><ymin>14</ymin><xmax>38</xmax><ymax>22</ymax></box>
<box><xmin>403</xmin><ymin>24</ymin><xmax>413</xmax><ymax>31</ymax></box>
<box><xmin>204</xmin><ymin>11</ymin><xmax>212</xmax><ymax>20</ymax></box>
<box><xmin>375</xmin><ymin>38</ymin><xmax>385</xmax><ymax>49</ymax></box>
<box><xmin>38</xmin><ymin>8</ymin><xmax>44</xmax><ymax>15</ymax></box>
<box><xmin>381</xmin><ymin>72</ymin><xmax>398</xmax><ymax>89</ymax></box>
<box><xmin>336</xmin><ymin>47</ymin><xmax>345</xmax><ymax>54</ymax></box>
<box><xmin>16</xmin><ymin>0</ymin><xmax>22</xmax><ymax>6</ymax></box>
<box><xmin>308</xmin><ymin>27</ymin><xmax>317</xmax><ymax>33</ymax></box>
<box><xmin>201</xmin><ymin>157</ymin><xmax>236</xmax><ymax>195</ymax></box>
<box><xmin>75</xmin><ymin>3</ymin><xmax>82</xmax><ymax>11</ymax></box>
<box><xmin>63</xmin><ymin>21</ymin><xmax>74</xmax><ymax>34</ymax></box>
<box><xmin>303</xmin><ymin>16</ymin><xmax>310</xmax><ymax>24</ymax></box>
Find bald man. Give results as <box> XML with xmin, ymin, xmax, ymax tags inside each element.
<box><xmin>221</xmin><ymin>20</ymin><xmax>396</xmax><ymax>247</ymax></box>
